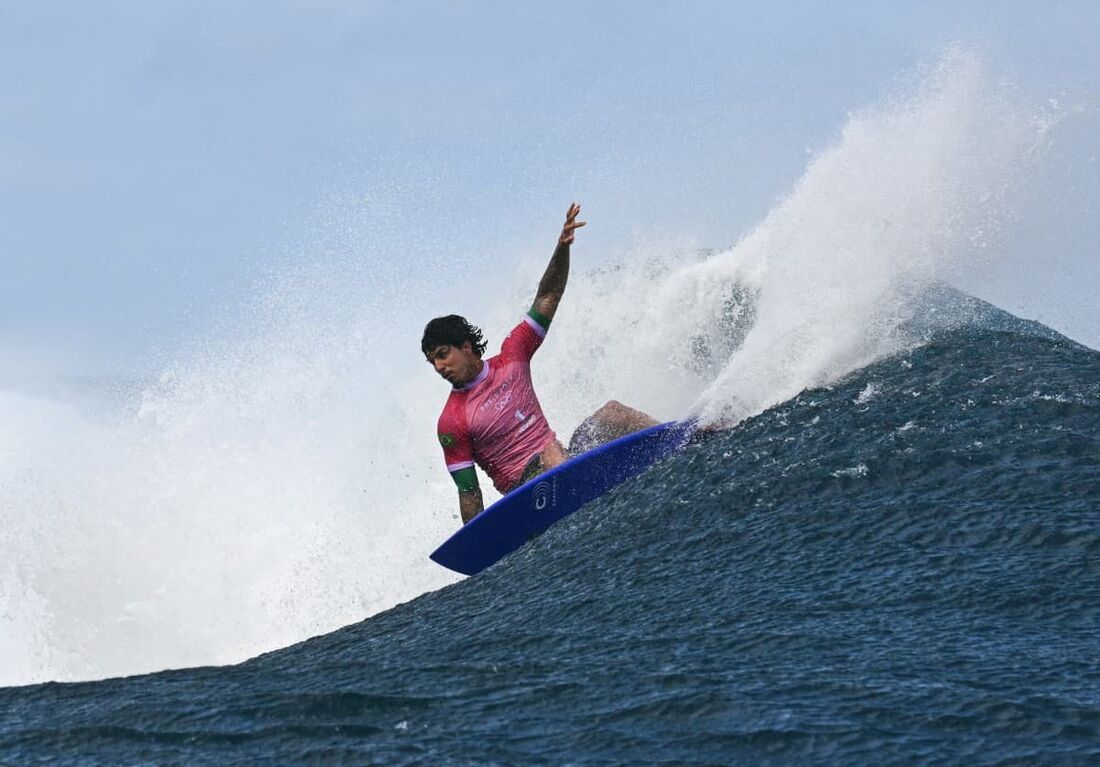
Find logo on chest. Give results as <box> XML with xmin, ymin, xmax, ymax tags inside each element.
<box><xmin>477</xmin><ymin>374</ymin><xmax>518</xmax><ymax>414</ymax></box>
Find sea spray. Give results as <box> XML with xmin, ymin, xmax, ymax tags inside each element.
<box><xmin>683</xmin><ymin>49</ymin><xmax>1057</xmax><ymax>423</ymax></box>
<box><xmin>0</xmin><ymin>216</ymin><xmax>464</xmax><ymax>686</ymax></box>
<box><xmin>533</xmin><ymin>49</ymin><xmax>1056</xmax><ymax>427</ymax></box>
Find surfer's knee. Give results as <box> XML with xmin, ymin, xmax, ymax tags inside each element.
<box><xmin>569</xmin><ymin>401</ymin><xmax>657</xmax><ymax>456</ymax></box>
<box><xmin>595</xmin><ymin>400</ymin><xmax>627</xmax><ymax>420</ymax></box>
<box><xmin>597</xmin><ymin>400</ymin><xmax>657</xmax><ymax>429</ymax></box>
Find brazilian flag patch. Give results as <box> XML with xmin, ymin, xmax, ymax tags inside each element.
<box><xmin>439</xmin><ymin>433</ymin><xmax>455</xmax><ymax>447</ymax></box>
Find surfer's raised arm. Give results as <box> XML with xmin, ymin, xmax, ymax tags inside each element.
<box><xmin>531</xmin><ymin>203</ymin><xmax>585</xmax><ymax>323</ymax></box>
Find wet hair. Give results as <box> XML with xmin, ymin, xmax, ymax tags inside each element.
<box><xmin>421</xmin><ymin>315</ymin><xmax>487</xmax><ymax>357</ymax></box>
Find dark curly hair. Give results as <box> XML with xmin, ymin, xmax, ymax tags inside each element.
<box><xmin>421</xmin><ymin>315</ymin><xmax>488</xmax><ymax>357</ymax></box>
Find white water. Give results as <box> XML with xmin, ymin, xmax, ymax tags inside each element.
<box><xmin>0</xmin><ymin>51</ymin><xmax>1055</xmax><ymax>686</ymax></box>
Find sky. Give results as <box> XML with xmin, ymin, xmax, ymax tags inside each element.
<box><xmin>1</xmin><ymin>0</ymin><xmax>1098</xmax><ymax>379</ymax></box>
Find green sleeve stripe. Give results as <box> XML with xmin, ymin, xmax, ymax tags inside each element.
<box><xmin>527</xmin><ymin>306</ymin><xmax>551</xmax><ymax>330</ymax></box>
<box><xmin>450</xmin><ymin>466</ymin><xmax>479</xmax><ymax>492</ymax></box>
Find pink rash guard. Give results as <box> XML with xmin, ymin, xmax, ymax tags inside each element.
<box><xmin>437</xmin><ymin>313</ymin><xmax>557</xmax><ymax>493</ymax></box>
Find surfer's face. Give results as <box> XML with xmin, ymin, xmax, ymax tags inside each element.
<box><xmin>426</xmin><ymin>341</ymin><xmax>482</xmax><ymax>386</ymax></box>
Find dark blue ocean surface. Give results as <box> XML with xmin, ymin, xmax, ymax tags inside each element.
<box><xmin>2</xmin><ymin>314</ymin><xmax>1098</xmax><ymax>764</ymax></box>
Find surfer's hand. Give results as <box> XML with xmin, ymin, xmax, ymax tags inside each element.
<box><xmin>558</xmin><ymin>203</ymin><xmax>586</xmax><ymax>245</ymax></box>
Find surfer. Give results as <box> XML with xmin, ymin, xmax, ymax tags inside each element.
<box><xmin>422</xmin><ymin>203</ymin><xmax>659</xmax><ymax>523</ymax></box>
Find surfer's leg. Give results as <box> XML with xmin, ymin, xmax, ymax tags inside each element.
<box><xmin>567</xmin><ymin>400</ymin><xmax>659</xmax><ymax>455</ymax></box>
<box><xmin>540</xmin><ymin>439</ymin><xmax>569</xmax><ymax>469</ymax></box>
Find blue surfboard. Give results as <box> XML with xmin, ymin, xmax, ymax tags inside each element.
<box><xmin>430</xmin><ymin>420</ymin><xmax>696</xmax><ymax>575</ymax></box>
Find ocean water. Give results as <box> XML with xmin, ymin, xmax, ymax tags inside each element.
<box><xmin>3</xmin><ymin>50</ymin><xmax>1097</xmax><ymax>763</ymax></box>
<box><xmin>2</xmin><ymin>314</ymin><xmax>1097</xmax><ymax>764</ymax></box>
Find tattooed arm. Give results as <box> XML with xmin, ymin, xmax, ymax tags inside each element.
<box><xmin>531</xmin><ymin>203</ymin><xmax>586</xmax><ymax>323</ymax></box>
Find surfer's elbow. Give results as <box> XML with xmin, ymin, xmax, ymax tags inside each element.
<box><xmin>532</xmin><ymin>292</ymin><xmax>562</xmax><ymax>322</ymax></box>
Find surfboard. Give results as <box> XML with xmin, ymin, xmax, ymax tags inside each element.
<box><xmin>429</xmin><ymin>420</ymin><xmax>696</xmax><ymax>575</ymax></box>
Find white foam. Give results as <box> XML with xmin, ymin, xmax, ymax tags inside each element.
<box><xmin>680</xmin><ymin>49</ymin><xmax>1053</xmax><ymax>423</ymax></box>
<box><xmin>537</xmin><ymin>50</ymin><xmax>1055</xmax><ymax>429</ymax></box>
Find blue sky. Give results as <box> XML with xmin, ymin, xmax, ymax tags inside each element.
<box><xmin>2</xmin><ymin>1</ymin><xmax>1097</xmax><ymax>376</ymax></box>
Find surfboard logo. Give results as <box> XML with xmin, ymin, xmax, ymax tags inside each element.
<box><xmin>532</xmin><ymin>480</ymin><xmax>554</xmax><ymax>511</ymax></box>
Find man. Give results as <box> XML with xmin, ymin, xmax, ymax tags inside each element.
<box><xmin>422</xmin><ymin>203</ymin><xmax>659</xmax><ymax>524</ymax></box>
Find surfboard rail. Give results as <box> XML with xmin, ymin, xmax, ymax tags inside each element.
<box><xmin>429</xmin><ymin>420</ymin><xmax>696</xmax><ymax>575</ymax></box>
